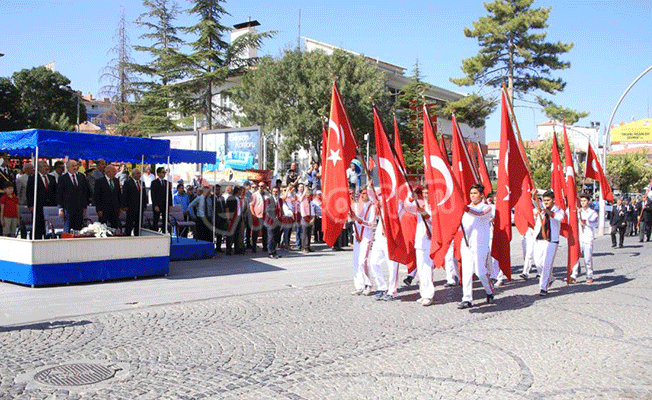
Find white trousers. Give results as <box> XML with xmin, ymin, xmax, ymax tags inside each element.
<box><xmin>445</xmin><ymin>242</ymin><xmax>459</xmax><ymax>284</ymax></box>
<box><xmin>368</xmin><ymin>241</ymin><xmax>389</xmax><ymax>291</ymax></box>
<box><xmin>534</xmin><ymin>240</ymin><xmax>558</xmax><ymax>291</ymax></box>
<box><xmin>572</xmin><ymin>241</ymin><xmax>594</xmax><ymax>279</ymax></box>
<box><xmin>352</xmin><ymin>238</ymin><xmax>372</xmax><ymax>290</ymax></box>
<box><xmin>416</xmin><ymin>247</ymin><xmax>434</xmax><ymax>300</ymax></box>
<box><xmin>461</xmin><ymin>245</ymin><xmax>494</xmax><ymax>302</ymax></box>
<box><xmin>490</xmin><ymin>257</ymin><xmax>505</xmax><ymax>280</ymax></box>
<box><xmin>386</xmin><ymin>260</ymin><xmax>400</xmax><ymax>296</ymax></box>
<box><xmin>521</xmin><ymin>234</ymin><xmax>537</xmax><ymax>275</ymax></box>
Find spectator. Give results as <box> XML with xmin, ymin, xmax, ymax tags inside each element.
<box><xmin>49</xmin><ymin>160</ymin><xmax>65</xmax><ymax>183</ymax></box>
<box><xmin>88</xmin><ymin>159</ymin><xmax>106</xmax><ymax>197</ymax></box>
<box><xmin>0</xmin><ymin>153</ymin><xmax>16</xmax><ymax>194</ymax></box>
<box><xmin>94</xmin><ymin>165</ymin><xmax>122</xmax><ymax>229</ymax></box>
<box><xmin>1</xmin><ymin>185</ymin><xmax>19</xmax><ymax>237</ymax></box>
<box><xmin>150</xmin><ymin>167</ymin><xmax>173</xmax><ymax>233</ymax></box>
<box><xmin>56</xmin><ymin>159</ymin><xmax>90</xmax><ymax>232</ymax></box>
<box><xmin>186</xmin><ymin>185</ymin><xmax>196</xmax><ymax>203</ymax></box>
<box><xmin>307</xmin><ymin>162</ymin><xmax>321</xmax><ymax>190</ymax></box>
<box><xmin>249</xmin><ymin>182</ymin><xmax>267</xmax><ymax>252</ymax></box>
<box><xmin>264</xmin><ymin>186</ymin><xmax>283</xmax><ymax>259</ymax></box>
<box><xmin>300</xmin><ymin>189</ymin><xmax>315</xmax><ymax>253</ymax></box>
<box><xmin>173</xmin><ymin>183</ymin><xmax>191</xmax><ymax>219</ymax></box>
<box><xmin>16</xmin><ymin>163</ymin><xmax>34</xmax><ymax>205</ymax></box>
<box><xmin>312</xmin><ymin>190</ymin><xmax>323</xmax><ymax>243</ymax></box>
<box><xmin>27</xmin><ymin>161</ymin><xmax>57</xmax><ymax>239</ymax></box>
<box><xmin>123</xmin><ymin>168</ymin><xmax>147</xmax><ymax>236</ymax></box>
<box><xmin>187</xmin><ymin>186</ymin><xmax>213</xmax><ymax>242</ymax></box>
<box><xmin>285</xmin><ymin>162</ymin><xmax>300</xmax><ymax>186</ymax></box>
<box><xmin>346</xmin><ymin>162</ymin><xmax>358</xmax><ymax>192</ymax></box>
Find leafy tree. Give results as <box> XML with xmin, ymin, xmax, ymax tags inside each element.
<box><xmin>12</xmin><ymin>67</ymin><xmax>87</xmax><ymax>130</ymax></box>
<box><xmin>527</xmin><ymin>135</ymin><xmax>564</xmax><ymax>190</ymax></box>
<box><xmin>442</xmin><ymin>94</ymin><xmax>496</xmax><ymax>128</ymax></box>
<box><xmin>231</xmin><ymin>48</ymin><xmax>391</xmax><ymax>163</ymax></box>
<box><xmin>46</xmin><ymin>113</ymin><xmax>74</xmax><ymax>131</ymax></box>
<box><xmin>130</xmin><ymin>0</ymin><xmax>184</xmax><ymax>134</ymax></box>
<box><xmin>451</xmin><ymin>0</ymin><xmax>584</xmax><ymax>121</ymax></box>
<box><xmin>537</xmin><ymin>97</ymin><xmax>589</xmax><ymax>125</ymax></box>
<box><xmin>178</xmin><ymin>0</ymin><xmax>272</xmax><ymax>130</ymax></box>
<box><xmin>606</xmin><ymin>152</ymin><xmax>652</xmax><ymax>194</ymax></box>
<box><xmin>0</xmin><ymin>77</ymin><xmax>27</xmax><ymax>130</ymax></box>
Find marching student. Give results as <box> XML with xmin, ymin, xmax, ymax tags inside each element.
<box><xmin>533</xmin><ymin>190</ymin><xmax>565</xmax><ymax>296</ymax></box>
<box><xmin>443</xmin><ymin>242</ymin><xmax>459</xmax><ymax>287</ymax></box>
<box><xmin>518</xmin><ymin>227</ymin><xmax>537</xmax><ymax>280</ymax></box>
<box><xmin>457</xmin><ymin>184</ymin><xmax>495</xmax><ymax>309</ymax></box>
<box><xmin>569</xmin><ymin>194</ymin><xmax>599</xmax><ymax>283</ymax></box>
<box><xmin>350</xmin><ymin>187</ymin><xmax>375</xmax><ymax>296</ymax></box>
<box><xmin>404</xmin><ymin>186</ymin><xmax>435</xmax><ymax>306</ymax></box>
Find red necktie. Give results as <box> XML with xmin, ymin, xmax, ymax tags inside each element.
<box><xmin>42</xmin><ymin>175</ymin><xmax>49</xmax><ymax>190</ymax></box>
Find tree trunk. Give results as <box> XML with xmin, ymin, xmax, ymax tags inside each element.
<box><xmin>508</xmin><ymin>32</ymin><xmax>514</xmax><ymax>102</ymax></box>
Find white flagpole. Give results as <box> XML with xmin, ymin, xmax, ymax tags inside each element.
<box><xmin>139</xmin><ymin>155</ymin><xmax>144</xmax><ymax>236</ymax></box>
<box><xmin>165</xmin><ymin>155</ymin><xmax>170</xmax><ymax>235</ymax></box>
<box><xmin>31</xmin><ymin>148</ymin><xmax>38</xmax><ymax>239</ymax></box>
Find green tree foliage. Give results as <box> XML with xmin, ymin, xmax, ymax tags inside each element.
<box><xmin>46</xmin><ymin>113</ymin><xmax>74</xmax><ymax>131</ymax></box>
<box><xmin>178</xmin><ymin>0</ymin><xmax>272</xmax><ymax>130</ymax></box>
<box><xmin>130</xmin><ymin>0</ymin><xmax>184</xmax><ymax>135</ymax></box>
<box><xmin>527</xmin><ymin>135</ymin><xmax>564</xmax><ymax>190</ymax></box>
<box><xmin>12</xmin><ymin>67</ymin><xmax>87</xmax><ymax>130</ymax></box>
<box><xmin>232</xmin><ymin>49</ymin><xmax>390</xmax><ymax>163</ymax></box>
<box><xmin>536</xmin><ymin>96</ymin><xmax>589</xmax><ymax>125</ymax></box>
<box><xmin>0</xmin><ymin>78</ymin><xmax>27</xmax><ymax>130</ymax></box>
<box><xmin>606</xmin><ymin>152</ymin><xmax>652</xmax><ymax>194</ymax></box>
<box><xmin>442</xmin><ymin>94</ymin><xmax>496</xmax><ymax>128</ymax></box>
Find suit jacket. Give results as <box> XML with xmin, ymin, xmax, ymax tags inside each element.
<box><xmin>150</xmin><ymin>178</ymin><xmax>173</xmax><ymax>207</ymax></box>
<box><xmin>27</xmin><ymin>173</ymin><xmax>57</xmax><ymax>208</ymax></box>
<box><xmin>94</xmin><ymin>176</ymin><xmax>122</xmax><ymax>216</ymax></box>
<box><xmin>610</xmin><ymin>204</ymin><xmax>627</xmax><ymax>226</ymax></box>
<box><xmin>56</xmin><ymin>172</ymin><xmax>90</xmax><ymax>213</ymax></box>
<box><xmin>122</xmin><ymin>178</ymin><xmax>148</xmax><ymax>214</ymax></box>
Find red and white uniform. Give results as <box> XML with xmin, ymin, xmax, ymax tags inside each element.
<box><xmin>404</xmin><ymin>197</ymin><xmax>434</xmax><ymax>301</ymax></box>
<box><xmin>460</xmin><ymin>202</ymin><xmax>495</xmax><ymax>303</ymax></box>
<box><xmin>534</xmin><ymin>205</ymin><xmax>565</xmax><ymax>291</ymax></box>
<box><xmin>352</xmin><ymin>200</ymin><xmax>375</xmax><ymax>291</ymax></box>
<box><xmin>572</xmin><ymin>207</ymin><xmax>599</xmax><ymax>279</ymax></box>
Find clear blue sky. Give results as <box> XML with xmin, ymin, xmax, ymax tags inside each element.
<box><xmin>2</xmin><ymin>0</ymin><xmax>651</xmax><ymax>144</ymax></box>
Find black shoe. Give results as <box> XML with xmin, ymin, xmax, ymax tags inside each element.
<box><xmin>268</xmin><ymin>253</ymin><xmax>279</xmax><ymax>259</ymax></box>
<box><xmin>486</xmin><ymin>294</ymin><xmax>495</xmax><ymax>304</ymax></box>
<box><xmin>403</xmin><ymin>276</ymin><xmax>413</xmax><ymax>286</ymax></box>
<box><xmin>619</xmin><ymin>244</ymin><xmax>624</xmax><ymax>248</ymax></box>
<box><xmin>539</xmin><ymin>290</ymin><xmax>548</xmax><ymax>296</ymax></box>
<box><xmin>444</xmin><ymin>282</ymin><xmax>456</xmax><ymax>288</ymax></box>
<box><xmin>457</xmin><ymin>301</ymin><xmax>473</xmax><ymax>309</ymax></box>
<box><xmin>519</xmin><ymin>273</ymin><xmax>528</xmax><ymax>281</ymax></box>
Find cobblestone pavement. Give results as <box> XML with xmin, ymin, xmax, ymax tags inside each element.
<box><xmin>1</xmin><ymin>234</ymin><xmax>652</xmax><ymax>399</ymax></box>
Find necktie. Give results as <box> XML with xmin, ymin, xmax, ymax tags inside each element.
<box><xmin>136</xmin><ymin>180</ymin><xmax>141</xmax><ymax>192</ymax></box>
<box><xmin>42</xmin><ymin>174</ymin><xmax>49</xmax><ymax>190</ymax></box>
<box><xmin>109</xmin><ymin>179</ymin><xmax>114</xmax><ymax>191</ymax></box>
<box><xmin>72</xmin><ymin>174</ymin><xmax>78</xmax><ymax>187</ymax></box>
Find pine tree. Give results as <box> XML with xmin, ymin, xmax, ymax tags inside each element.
<box><xmin>179</xmin><ymin>0</ymin><xmax>271</xmax><ymax>130</ymax></box>
<box><xmin>130</xmin><ymin>0</ymin><xmax>184</xmax><ymax>134</ymax></box>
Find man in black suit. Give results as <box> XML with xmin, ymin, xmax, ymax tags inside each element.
<box><xmin>56</xmin><ymin>159</ymin><xmax>90</xmax><ymax>232</ymax></box>
<box><xmin>150</xmin><ymin>167</ymin><xmax>173</xmax><ymax>233</ymax></box>
<box><xmin>26</xmin><ymin>161</ymin><xmax>57</xmax><ymax>239</ymax></box>
<box><xmin>123</xmin><ymin>168</ymin><xmax>148</xmax><ymax>236</ymax></box>
<box><xmin>94</xmin><ymin>165</ymin><xmax>122</xmax><ymax>229</ymax></box>
<box><xmin>213</xmin><ymin>184</ymin><xmax>227</xmax><ymax>252</ymax></box>
<box><xmin>223</xmin><ymin>185</ymin><xmax>239</xmax><ymax>255</ymax></box>
<box><xmin>610</xmin><ymin>196</ymin><xmax>627</xmax><ymax>248</ymax></box>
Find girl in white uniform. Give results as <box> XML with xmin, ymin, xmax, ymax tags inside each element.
<box><xmin>350</xmin><ymin>188</ymin><xmax>375</xmax><ymax>295</ymax></box>
<box><xmin>458</xmin><ymin>184</ymin><xmax>495</xmax><ymax>309</ymax></box>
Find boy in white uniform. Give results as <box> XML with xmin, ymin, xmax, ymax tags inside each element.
<box><xmin>404</xmin><ymin>186</ymin><xmax>435</xmax><ymax>306</ymax></box>
<box><xmin>569</xmin><ymin>194</ymin><xmax>599</xmax><ymax>284</ymax></box>
<box><xmin>350</xmin><ymin>188</ymin><xmax>375</xmax><ymax>295</ymax></box>
<box><xmin>519</xmin><ymin>227</ymin><xmax>537</xmax><ymax>280</ymax></box>
<box><xmin>458</xmin><ymin>184</ymin><xmax>495</xmax><ymax>309</ymax></box>
<box><xmin>443</xmin><ymin>242</ymin><xmax>459</xmax><ymax>287</ymax></box>
<box><xmin>533</xmin><ymin>190</ymin><xmax>565</xmax><ymax>296</ymax></box>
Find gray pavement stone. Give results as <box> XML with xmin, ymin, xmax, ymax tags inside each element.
<box><xmin>0</xmin><ymin>234</ymin><xmax>651</xmax><ymax>399</ymax></box>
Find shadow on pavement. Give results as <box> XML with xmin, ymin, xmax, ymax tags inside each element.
<box><xmin>0</xmin><ymin>320</ymin><xmax>92</xmax><ymax>332</ymax></box>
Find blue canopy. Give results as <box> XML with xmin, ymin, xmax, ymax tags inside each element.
<box><xmin>0</xmin><ymin>129</ymin><xmax>170</xmax><ymax>163</ymax></box>
<box><xmin>169</xmin><ymin>148</ymin><xmax>216</xmax><ymax>164</ymax></box>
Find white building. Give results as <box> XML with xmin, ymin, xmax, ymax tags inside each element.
<box><xmin>536</xmin><ymin>120</ymin><xmax>600</xmax><ymax>153</ymax></box>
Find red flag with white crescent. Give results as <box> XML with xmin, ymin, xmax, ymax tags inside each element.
<box><xmin>477</xmin><ymin>143</ymin><xmax>492</xmax><ymax>197</ymax></box>
<box><xmin>322</xmin><ymin>82</ymin><xmax>358</xmax><ymax>247</ymax></box>
<box><xmin>394</xmin><ymin>114</ymin><xmax>417</xmax><ymax>272</ymax></box>
<box><xmin>373</xmin><ymin>107</ymin><xmax>410</xmax><ymax>265</ymax></box>
<box><xmin>562</xmin><ymin>124</ymin><xmax>581</xmax><ymax>280</ymax></box>
<box><xmin>585</xmin><ymin>143</ymin><xmax>613</xmax><ymax>202</ymax></box>
<box><xmin>423</xmin><ymin>106</ymin><xmax>465</xmax><ymax>267</ymax></box>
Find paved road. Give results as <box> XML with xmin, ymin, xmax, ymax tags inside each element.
<box><xmin>1</xmin><ymin>233</ymin><xmax>651</xmax><ymax>399</ymax></box>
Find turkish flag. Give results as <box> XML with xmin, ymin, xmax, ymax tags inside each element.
<box><xmin>551</xmin><ymin>133</ymin><xmax>567</xmax><ymax>211</ymax></box>
<box><xmin>491</xmin><ymin>91</ymin><xmax>534</xmax><ymax>279</ymax></box>
<box><xmin>477</xmin><ymin>143</ymin><xmax>492</xmax><ymax>197</ymax></box>
<box><xmin>423</xmin><ymin>106</ymin><xmax>465</xmax><ymax>267</ymax></box>
<box><xmin>451</xmin><ymin>115</ymin><xmax>480</xmax><ymax>204</ymax></box>
<box><xmin>373</xmin><ymin>107</ymin><xmax>410</xmax><ymax>265</ymax></box>
<box><xmin>322</xmin><ymin>82</ymin><xmax>358</xmax><ymax>247</ymax></box>
<box><xmin>585</xmin><ymin>143</ymin><xmax>613</xmax><ymax>202</ymax></box>
<box><xmin>562</xmin><ymin>124</ymin><xmax>581</xmax><ymax>280</ymax></box>
<box><xmin>394</xmin><ymin>115</ymin><xmax>417</xmax><ymax>272</ymax></box>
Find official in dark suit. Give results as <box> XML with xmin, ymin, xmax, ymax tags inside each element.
<box><xmin>213</xmin><ymin>185</ymin><xmax>227</xmax><ymax>252</ymax></box>
<box><xmin>223</xmin><ymin>185</ymin><xmax>239</xmax><ymax>255</ymax></box>
<box><xmin>26</xmin><ymin>161</ymin><xmax>57</xmax><ymax>239</ymax></box>
<box><xmin>56</xmin><ymin>159</ymin><xmax>90</xmax><ymax>232</ymax></box>
<box><xmin>123</xmin><ymin>168</ymin><xmax>148</xmax><ymax>236</ymax></box>
<box><xmin>610</xmin><ymin>197</ymin><xmax>627</xmax><ymax>248</ymax></box>
<box><xmin>150</xmin><ymin>167</ymin><xmax>173</xmax><ymax>233</ymax></box>
<box><xmin>94</xmin><ymin>165</ymin><xmax>122</xmax><ymax>229</ymax></box>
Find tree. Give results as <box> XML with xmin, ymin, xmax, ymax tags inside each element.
<box><xmin>178</xmin><ymin>0</ymin><xmax>272</xmax><ymax>130</ymax></box>
<box><xmin>100</xmin><ymin>9</ymin><xmax>139</xmax><ymax>135</ymax></box>
<box><xmin>12</xmin><ymin>67</ymin><xmax>87</xmax><ymax>130</ymax></box>
<box><xmin>451</xmin><ymin>0</ymin><xmax>584</xmax><ymax>119</ymax></box>
<box><xmin>442</xmin><ymin>94</ymin><xmax>496</xmax><ymax>128</ymax></box>
<box><xmin>130</xmin><ymin>0</ymin><xmax>184</xmax><ymax>134</ymax></box>
<box><xmin>231</xmin><ymin>48</ymin><xmax>391</xmax><ymax>163</ymax></box>
<box><xmin>527</xmin><ymin>135</ymin><xmax>564</xmax><ymax>190</ymax></box>
<box><xmin>0</xmin><ymin>78</ymin><xmax>27</xmax><ymax>130</ymax></box>
<box><xmin>537</xmin><ymin>97</ymin><xmax>589</xmax><ymax>125</ymax></box>
<box><xmin>606</xmin><ymin>152</ymin><xmax>652</xmax><ymax>194</ymax></box>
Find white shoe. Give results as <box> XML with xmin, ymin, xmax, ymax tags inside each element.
<box><xmin>421</xmin><ymin>298</ymin><xmax>434</xmax><ymax>306</ymax></box>
<box><xmin>416</xmin><ymin>298</ymin><xmax>424</xmax><ymax>304</ymax></box>
<box><xmin>351</xmin><ymin>289</ymin><xmax>363</xmax><ymax>296</ymax></box>
<box><xmin>362</xmin><ymin>286</ymin><xmax>373</xmax><ymax>296</ymax></box>
<box><xmin>494</xmin><ymin>279</ymin><xmax>504</xmax><ymax>287</ymax></box>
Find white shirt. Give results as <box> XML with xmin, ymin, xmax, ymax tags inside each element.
<box><xmin>579</xmin><ymin>207</ymin><xmax>599</xmax><ymax>243</ymax></box>
<box><xmin>346</xmin><ymin>168</ymin><xmax>357</xmax><ymax>185</ymax></box>
<box><xmin>353</xmin><ymin>200</ymin><xmax>375</xmax><ymax>241</ymax></box>
<box><xmin>461</xmin><ymin>202</ymin><xmax>493</xmax><ymax>251</ymax></box>
<box><xmin>534</xmin><ymin>205</ymin><xmax>565</xmax><ymax>243</ymax></box>
<box><xmin>404</xmin><ymin>197</ymin><xmax>432</xmax><ymax>250</ymax></box>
